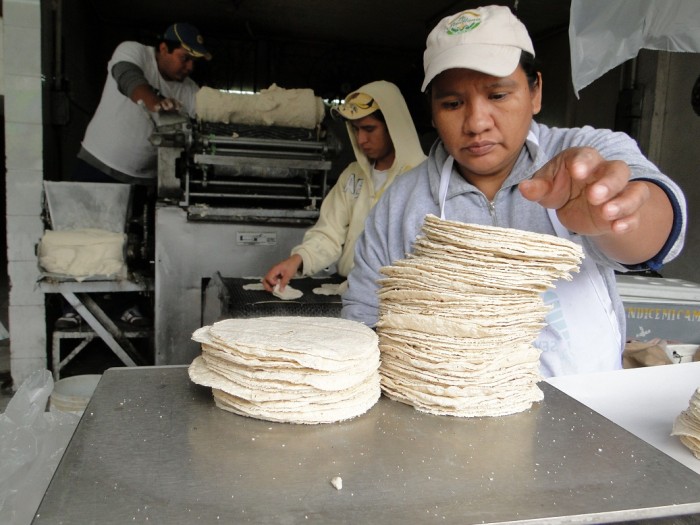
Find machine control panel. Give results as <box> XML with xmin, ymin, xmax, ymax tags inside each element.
<box><xmin>236</xmin><ymin>232</ymin><xmax>277</xmax><ymax>246</ymax></box>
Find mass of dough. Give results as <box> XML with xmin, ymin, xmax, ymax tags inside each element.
<box><xmin>38</xmin><ymin>228</ymin><xmax>127</xmax><ymax>281</ymax></box>
<box><xmin>195</xmin><ymin>84</ymin><xmax>326</xmax><ymax>129</ymax></box>
<box><xmin>330</xmin><ymin>476</ymin><xmax>343</xmax><ymax>490</ymax></box>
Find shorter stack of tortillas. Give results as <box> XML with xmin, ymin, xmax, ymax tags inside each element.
<box><xmin>672</xmin><ymin>387</ymin><xmax>700</xmax><ymax>459</ymax></box>
<box><xmin>376</xmin><ymin>214</ymin><xmax>584</xmax><ymax>417</ymax></box>
<box><xmin>188</xmin><ymin>317</ymin><xmax>381</xmax><ymax>424</ymax></box>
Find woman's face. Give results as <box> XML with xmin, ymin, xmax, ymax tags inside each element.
<box><xmin>430</xmin><ymin>66</ymin><xmax>542</xmax><ymax>197</ymax></box>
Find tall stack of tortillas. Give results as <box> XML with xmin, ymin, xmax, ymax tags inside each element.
<box><xmin>376</xmin><ymin>214</ymin><xmax>584</xmax><ymax>417</ymax></box>
<box><xmin>188</xmin><ymin>317</ymin><xmax>381</xmax><ymax>424</ymax></box>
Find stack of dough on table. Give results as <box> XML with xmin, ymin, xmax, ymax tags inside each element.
<box><xmin>37</xmin><ymin>228</ymin><xmax>127</xmax><ymax>281</ymax></box>
<box><xmin>189</xmin><ymin>317</ymin><xmax>380</xmax><ymax>424</ymax></box>
<box><xmin>672</xmin><ymin>387</ymin><xmax>700</xmax><ymax>459</ymax></box>
<box><xmin>376</xmin><ymin>214</ymin><xmax>584</xmax><ymax>418</ymax></box>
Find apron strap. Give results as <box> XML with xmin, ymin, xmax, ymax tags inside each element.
<box><xmin>438</xmin><ymin>156</ymin><xmax>454</xmax><ymax>220</ymax></box>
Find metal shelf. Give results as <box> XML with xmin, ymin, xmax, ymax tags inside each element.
<box><xmin>40</xmin><ymin>275</ymin><xmax>154</xmax><ymax>376</ymax></box>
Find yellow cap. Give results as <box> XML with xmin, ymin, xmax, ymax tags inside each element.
<box><xmin>331</xmin><ymin>92</ymin><xmax>380</xmax><ymax>120</ymax></box>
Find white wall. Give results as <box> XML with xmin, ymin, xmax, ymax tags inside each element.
<box><xmin>2</xmin><ymin>0</ymin><xmax>46</xmax><ymax>387</ymax></box>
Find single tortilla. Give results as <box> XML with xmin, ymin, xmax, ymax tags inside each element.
<box><xmin>273</xmin><ymin>283</ymin><xmax>303</xmax><ymax>300</ymax></box>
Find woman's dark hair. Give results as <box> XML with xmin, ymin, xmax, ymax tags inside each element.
<box><xmin>520</xmin><ymin>51</ymin><xmax>540</xmax><ymax>89</ymax></box>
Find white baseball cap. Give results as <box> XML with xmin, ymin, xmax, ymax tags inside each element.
<box><xmin>422</xmin><ymin>5</ymin><xmax>535</xmax><ymax>91</ymax></box>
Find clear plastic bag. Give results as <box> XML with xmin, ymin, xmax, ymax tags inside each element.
<box><xmin>569</xmin><ymin>0</ymin><xmax>700</xmax><ymax>96</ymax></box>
<box><xmin>0</xmin><ymin>370</ymin><xmax>79</xmax><ymax>525</ymax></box>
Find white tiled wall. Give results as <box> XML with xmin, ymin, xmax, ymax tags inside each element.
<box><xmin>3</xmin><ymin>0</ymin><xmax>46</xmax><ymax>387</ymax></box>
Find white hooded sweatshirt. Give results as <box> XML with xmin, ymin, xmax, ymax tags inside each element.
<box><xmin>291</xmin><ymin>80</ymin><xmax>426</xmax><ymax>277</ymax></box>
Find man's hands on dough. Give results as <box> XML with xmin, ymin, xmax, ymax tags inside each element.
<box><xmin>153</xmin><ymin>97</ymin><xmax>183</xmax><ymax>113</ymax></box>
<box><xmin>262</xmin><ymin>254</ymin><xmax>303</xmax><ymax>293</ymax></box>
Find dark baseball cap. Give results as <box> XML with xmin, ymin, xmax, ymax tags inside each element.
<box><xmin>164</xmin><ymin>23</ymin><xmax>212</xmax><ymax>61</ymax></box>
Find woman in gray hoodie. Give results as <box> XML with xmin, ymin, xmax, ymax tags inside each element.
<box><xmin>342</xmin><ymin>6</ymin><xmax>686</xmax><ymax>377</ymax></box>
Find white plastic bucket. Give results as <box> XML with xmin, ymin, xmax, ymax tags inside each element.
<box><xmin>50</xmin><ymin>374</ymin><xmax>102</xmax><ymax>413</ymax></box>
<box><xmin>665</xmin><ymin>344</ymin><xmax>699</xmax><ymax>364</ymax></box>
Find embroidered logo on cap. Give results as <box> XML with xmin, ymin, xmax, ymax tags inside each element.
<box><xmin>446</xmin><ymin>11</ymin><xmax>481</xmax><ymax>35</ymax></box>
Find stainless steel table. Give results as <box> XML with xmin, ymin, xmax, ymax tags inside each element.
<box><xmin>33</xmin><ymin>366</ymin><xmax>700</xmax><ymax>524</ymax></box>
<box><xmin>548</xmin><ymin>361</ymin><xmax>700</xmax><ymax>475</ymax></box>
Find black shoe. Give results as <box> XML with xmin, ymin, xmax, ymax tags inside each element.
<box><xmin>120</xmin><ymin>307</ymin><xmax>151</xmax><ymax>327</ymax></box>
<box><xmin>55</xmin><ymin>312</ymin><xmax>81</xmax><ymax>329</ymax></box>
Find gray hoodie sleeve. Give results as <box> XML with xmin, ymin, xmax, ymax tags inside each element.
<box><xmin>342</xmin><ymin>180</ymin><xmax>408</xmax><ymax>327</ymax></box>
<box><xmin>542</xmin><ymin>125</ymin><xmax>687</xmax><ymax>271</ymax></box>
<box><xmin>342</xmin><ymin>163</ymin><xmax>436</xmax><ymax>327</ymax></box>
<box><xmin>341</xmin><ymin>243</ymin><xmax>381</xmax><ymax>327</ymax></box>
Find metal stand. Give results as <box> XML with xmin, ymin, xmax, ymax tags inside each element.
<box><xmin>40</xmin><ymin>276</ymin><xmax>154</xmax><ymax>378</ymax></box>
<box><xmin>52</xmin><ymin>326</ymin><xmax>151</xmax><ymax>380</ymax></box>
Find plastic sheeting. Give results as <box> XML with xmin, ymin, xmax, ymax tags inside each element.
<box><xmin>0</xmin><ymin>371</ymin><xmax>79</xmax><ymax>525</ymax></box>
<box><xmin>569</xmin><ymin>0</ymin><xmax>700</xmax><ymax>97</ymax></box>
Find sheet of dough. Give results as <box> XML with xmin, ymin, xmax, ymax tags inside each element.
<box><xmin>273</xmin><ymin>283</ymin><xmax>303</xmax><ymax>300</ymax></box>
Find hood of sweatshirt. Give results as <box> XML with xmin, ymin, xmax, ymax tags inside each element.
<box><xmin>343</xmin><ymin>80</ymin><xmax>426</xmax><ymax>182</ymax></box>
